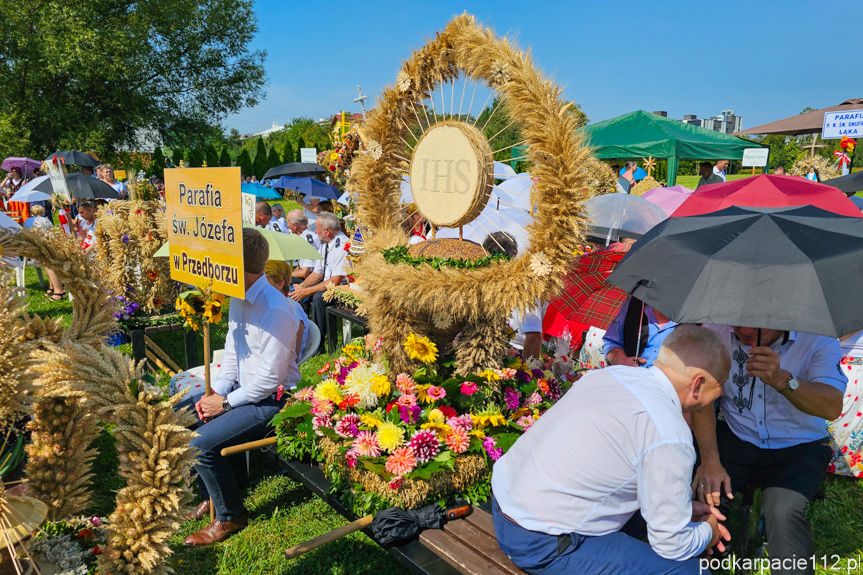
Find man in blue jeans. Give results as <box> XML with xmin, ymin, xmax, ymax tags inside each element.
<box><xmin>491</xmin><ymin>325</ymin><xmax>732</xmax><ymax>574</ymax></box>
<box><xmin>182</xmin><ymin>227</ymin><xmax>307</xmax><ymax>546</ymax></box>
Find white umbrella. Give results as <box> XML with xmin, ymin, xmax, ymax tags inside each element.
<box><xmin>582</xmin><ymin>193</ymin><xmax>667</xmax><ymax>245</ymax></box>
<box><xmin>492</xmin><ymin>176</ymin><xmax>534</xmax><ymax>212</ymax></box>
<box><xmin>493</xmin><ymin>161</ymin><xmax>517</xmax><ymax>179</ymax></box>
<box><xmin>437</xmin><ymin>205</ymin><xmax>533</xmax><ymax>255</ymax></box>
<box><xmin>9</xmin><ymin>175</ymin><xmax>51</xmax><ymax>203</ymax></box>
<box><xmin>0</xmin><ymin>211</ymin><xmax>21</xmax><ymax>231</ymax></box>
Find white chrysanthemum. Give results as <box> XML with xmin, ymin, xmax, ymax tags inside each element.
<box><xmin>433</xmin><ymin>316</ymin><xmax>453</xmax><ymax>329</ymax></box>
<box><xmin>530</xmin><ymin>252</ymin><xmax>552</xmax><ymax>276</ymax></box>
<box><xmin>397</xmin><ymin>71</ymin><xmax>411</xmax><ymax>92</ymax></box>
<box><xmin>366</xmin><ymin>139</ymin><xmax>383</xmax><ymax>160</ymax></box>
<box><xmin>344</xmin><ymin>364</ymin><xmax>380</xmax><ymax>409</ymax></box>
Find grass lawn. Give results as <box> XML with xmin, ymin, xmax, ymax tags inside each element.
<box><xmin>675</xmin><ymin>173</ymin><xmax>757</xmax><ymax>190</ymax></box>
<box><xmin>9</xmin><ymin>267</ymin><xmax>863</xmax><ymax>574</ymax></box>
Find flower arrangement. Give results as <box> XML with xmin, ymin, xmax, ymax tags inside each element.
<box><xmin>111</xmin><ymin>295</ymin><xmax>140</xmax><ymax>321</ymax></box>
<box><xmin>30</xmin><ymin>516</ymin><xmax>107</xmax><ymax>575</ymax></box>
<box><xmin>175</xmin><ymin>281</ymin><xmax>226</xmax><ymax>331</ymax></box>
<box><xmin>274</xmin><ymin>332</ymin><xmax>576</xmax><ymax>516</ymax></box>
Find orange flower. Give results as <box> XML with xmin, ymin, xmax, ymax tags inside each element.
<box><xmin>152</xmin><ymin>297</ymin><xmax>163</xmax><ymax>307</ymax></box>
<box><xmin>146</xmin><ymin>270</ymin><xmax>159</xmax><ymax>280</ymax></box>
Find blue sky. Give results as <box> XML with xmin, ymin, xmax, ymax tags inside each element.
<box><xmin>227</xmin><ymin>0</ymin><xmax>862</xmax><ymax>134</ymax></box>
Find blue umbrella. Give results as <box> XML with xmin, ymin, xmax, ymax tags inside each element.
<box><xmin>619</xmin><ymin>166</ymin><xmax>648</xmax><ymax>181</ymax></box>
<box><xmin>272</xmin><ymin>176</ymin><xmax>340</xmax><ymax>200</ymax></box>
<box><xmin>242</xmin><ymin>182</ymin><xmax>281</xmax><ymax>199</ymax></box>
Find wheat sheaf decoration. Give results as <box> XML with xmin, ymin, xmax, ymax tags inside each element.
<box><xmin>350</xmin><ymin>13</ymin><xmax>590</xmax><ymax>375</ymax></box>
<box><xmin>1</xmin><ymin>228</ymin><xmax>197</xmax><ymax>574</ymax></box>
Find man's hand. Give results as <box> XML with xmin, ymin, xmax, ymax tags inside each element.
<box><xmin>195</xmin><ymin>393</ymin><xmax>226</xmax><ymax>420</ymax></box>
<box><xmin>691</xmin><ymin>500</ymin><xmax>725</xmax><ymax>523</ymax></box>
<box><xmin>290</xmin><ymin>286</ymin><xmax>311</xmax><ymax>302</ymax></box>
<box><xmin>705</xmin><ymin>514</ymin><xmax>732</xmax><ymax>554</ymax></box>
<box><xmin>606</xmin><ymin>348</ymin><xmax>646</xmax><ymax>367</ymax></box>
<box><xmin>746</xmin><ymin>346</ymin><xmax>786</xmax><ymax>389</ymax></box>
<box><xmin>691</xmin><ymin>461</ymin><xmax>733</xmax><ymax>507</ymax></box>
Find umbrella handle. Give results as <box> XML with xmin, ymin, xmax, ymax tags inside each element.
<box><xmin>283</xmin><ymin>514</ymin><xmax>374</xmax><ymax>559</ymax></box>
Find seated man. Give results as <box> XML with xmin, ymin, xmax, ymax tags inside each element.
<box><xmin>286</xmin><ymin>209</ymin><xmax>321</xmax><ymax>281</ymax></box>
<box><xmin>492</xmin><ymin>325</ymin><xmax>732</xmax><ymax>575</ymax></box>
<box><xmin>291</xmin><ymin>212</ymin><xmax>349</xmax><ymax>353</ymax></box>
<box><xmin>182</xmin><ymin>227</ymin><xmax>306</xmax><ymax>546</ymax></box>
<box><xmin>254</xmin><ymin>200</ymin><xmax>283</xmax><ymax>232</ymax></box>
<box><xmin>692</xmin><ymin>325</ymin><xmax>845</xmax><ymax>575</ymax></box>
<box><xmin>604</xmin><ymin>296</ymin><xmax>677</xmax><ymax>368</ymax></box>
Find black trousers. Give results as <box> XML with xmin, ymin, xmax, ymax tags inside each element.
<box><xmin>705</xmin><ymin>421</ymin><xmax>832</xmax><ymax>575</ymax></box>
<box><xmin>309</xmin><ymin>291</ymin><xmax>331</xmax><ymax>353</ymax></box>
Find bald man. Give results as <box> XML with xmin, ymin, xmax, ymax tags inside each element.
<box><xmin>492</xmin><ymin>325</ymin><xmax>732</xmax><ymax>574</ymax></box>
<box><xmin>255</xmin><ymin>201</ymin><xmax>283</xmax><ymax>232</ymax></box>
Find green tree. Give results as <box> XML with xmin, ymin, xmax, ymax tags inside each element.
<box><xmin>267</xmin><ymin>145</ymin><xmax>282</xmax><ymax>170</ymax></box>
<box><xmin>205</xmin><ymin>144</ymin><xmax>219</xmax><ymax>168</ymax></box>
<box><xmin>219</xmin><ymin>147</ymin><xmax>232</xmax><ymax>167</ymax></box>
<box><xmin>172</xmin><ymin>148</ymin><xmax>185</xmax><ymax>167</ymax></box>
<box><xmin>237</xmin><ymin>149</ymin><xmax>253</xmax><ymax>179</ymax></box>
<box><xmin>188</xmin><ymin>149</ymin><xmax>204</xmax><ymax>168</ymax></box>
<box><xmin>0</xmin><ymin>0</ymin><xmax>266</xmax><ymax>159</ymax></box>
<box><xmin>296</xmin><ymin>136</ymin><xmax>307</xmax><ymax>161</ymax></box>
<box><xmin>253</xmin><ymin>138</ymin><xmax>268</xmax><ymax>178</ymax></box>
<box><xmin>150</xmin><ymin>148</ymin><xmax>165</xmax><ymax>179</ymax></box>
<box><xmin>282</xmin><ymin>142</ymin><xmax>295</xmax><ymax>163</ymax></box>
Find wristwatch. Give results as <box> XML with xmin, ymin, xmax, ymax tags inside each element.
<box><xmin>222</xmin><ymin>397</ymin><xmax>233</xmax><ymax>412</ymax></box>
<box><xmin>781</xmin><ymin>373</ymin><xmax>799</xmax><ymax>395</ymax></box>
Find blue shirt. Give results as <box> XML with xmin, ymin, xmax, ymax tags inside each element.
<box><xmin>602</xmin><ymin>298</ymin><xmax>678</xmax><ymax>367</ymax></box>
<box><xmin>707</xmin><ymin>325</ymin><xmax>847</xmax><ymax>449</ymax></box>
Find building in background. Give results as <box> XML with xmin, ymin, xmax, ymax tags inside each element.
<box><xmin>653</xmin><ymin>110</ymin><xmax>743</xmax><ymax>134</ymax></box>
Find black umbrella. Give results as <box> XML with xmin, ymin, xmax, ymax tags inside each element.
<box><xmin>33</xmin><ymin>173</ymin><xmax>121</xmax><ymax>200</ymax></box>
<box><xmin>263</xmin><ymin>162</ymin><xmax>327</xmax><ymax>180</ymax></box>
<box><xmin>823</xmin><ymin>171</ymin><xmax>863</xmax><ymax>195</ymax></box>
<box><xmin>43</xmin><ymin>150</ymin><xmax>100</xmax><ymax>168</ymax></box>
<box><xmin>607</xmin><ymin>205</ymin><xmax>863</xmax><ymax>338</ymax></box>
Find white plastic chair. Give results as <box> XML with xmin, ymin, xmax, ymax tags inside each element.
<box><xmin>299</xmin><ymin>321</ymin><xmax>320</xmax><ymax>366</ymax></box>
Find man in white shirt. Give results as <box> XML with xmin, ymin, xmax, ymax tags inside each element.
<box><xmin>286</xmin><ymin>209</ymin><xmax>322</xmax><ymax>281</ymax></box>
<box><xmin>254</xmin><ymin>200</ymin><xmax>284</xmax><ymax>232</ymax></box>
<box><xmin>291</xmin><ymin>212</ymin><xmax>349</xmax><ymax>354</ymax></box>
<box><xmin>713</xmin><ymin>160</ymin><xmax>729</xmax><ymax>182</ymax></box>
<box><xmin>182</xmin><ymin>228</ymin><xmax>307</xmax><ymax>546</ymax></box>
<box><xmin>692</xmin><ymin>325</ymin><xmax>845</xmax><ymax>575</ymax></box>
<box><xmin>492</xmin><ymin>325</ymin><xmax>732</xmax><ymax>574</ymax></box>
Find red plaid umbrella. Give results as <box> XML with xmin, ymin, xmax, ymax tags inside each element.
<box><xmin>547</xmin><ymin>243</ymin><xmax>630</xmax><ymax>331</ymax></box>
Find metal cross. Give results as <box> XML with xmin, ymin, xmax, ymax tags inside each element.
<box><xmin>354</xmin><ymin>85</ymin><xmax>369</xmax><ymax>119</ymax></box>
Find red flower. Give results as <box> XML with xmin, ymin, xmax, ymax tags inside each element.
<box><xmin>317</xmin><ymin>363</ymin><xmax>331</xmax><ymax>375</ymax></box>
<box><xmin>338</xmin><ymin>393</ymin><xmax>360</xmax><ymax>411</ymax></box>
<box><xmin>77</xmin><ymin>528</ymin><xmax>94</xmax><ymax>539</ymax></box>
<box><xmin>344</xmin><ymin>242</ymin><xmax>351</xmax><ymax>251</ymax></box>
<box><xmin>91</xmin><ymin>545</ymin><xmax>102</xmax><ymax>555</ymax></box>
<box><xmin>328</xmin><ymin>164</ymin><xmax>336</xmax><ymax>171</ymax></box>
<box><xmin>385</xmin><ymin>401</ymin><xmax>396</xmax><ymax>413</ymax></box>
<box><xmin>135</xmin><ymin>209</ymin><xmax>142</xmax><ymax>214</ymax></box>
<box><xmin>438</xmin><ymin>405</ymin><xmax>457</xmax><ymax>419</ymax></box>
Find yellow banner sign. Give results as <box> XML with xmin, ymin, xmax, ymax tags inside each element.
<box><xmin>165</xmin><ymin>167</ymin><xmax>245</xmax><ymax>299</ymax></box>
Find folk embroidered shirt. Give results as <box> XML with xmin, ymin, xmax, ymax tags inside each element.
<box><xmin>492</xmin><ymin>365</ymin><xmax>712</xmax><ymax>561</ymax></box>
<box><xmin>706</xmin><ymin>324</ymin><xmax>846</xmax><ymax>449</ymax></box>
<box><xmin>211</xmin><ymin>275</ymin><xmax>308</xmax><ymax>407</ymax></box>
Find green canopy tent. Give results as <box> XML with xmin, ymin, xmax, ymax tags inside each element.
<box><xmin>578</xmin><ymin>110</ymin><xmax>766</xmax><ymax>185</ymax></box>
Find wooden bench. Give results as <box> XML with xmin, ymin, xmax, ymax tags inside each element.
<box><xmin>127</xmin><ymin>321</ymin><xmax>199</xmax><ymax>376</ymax></box>
<box><xmin>325</xmin><ymin>305</ymin><xmax>368</xmax><ymax>353</ymax></box>
<box><xmin>272</xmin><ymin>453</ymin><xmax>525</xmax><ymax>575</ymax></box>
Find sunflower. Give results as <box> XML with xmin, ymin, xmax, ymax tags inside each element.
<box><xmin>402</xmin><ymin>332</ymin><xmax>438</xmax><ymax>363</ymax></box>
<box><xmin>472</xmin><ymin>411</ymin><xmax>507</xmax><ymax>430</ymax></box>
<box><xmin>202</xmin><ymin>299</ymin><xmax>223</xmax><ymax>323</ymax></box>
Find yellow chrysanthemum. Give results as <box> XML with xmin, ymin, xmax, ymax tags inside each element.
<box><xmin>421</xmin><ymin>421</ymin><xmax>451</xmax><ymax>440</ymax></box>
<box><xmin>472</xmin><ymin>412</ymin><xmax>506</xmax><ymax>430</ymax></box>
<box><xmin>402</xmin><ymin>332</ymin><xmax>438</xmax><ymax>363</ymax></box>
<box><xmin>427</xmin><ymin>408</ymin><xmax>445</xmax><ymax>424</ymax></box>
<box><xmin>479</xmin><ymin>369</ymin><xmax>501</xmax><ymax>382</ymax></box>
<box><xmin>361</xmin><ymin>413</ymin><xmax>382</xmax><ymax>428</ymax></box>
<box><xmin>370</xmin><ymin>374</ymin><xmax>391</xmax><ymax>396</ymax></box>
<box><xmin>376</xmin><ymin>421</ymin><xmax>406</xmax><ymax>452</ymax></box>
<box><xmin>469</xmin><ymin>429</ymin><xmax>486</xmax><ymax>440</ymax></box>
<box><xmin>314</xmin><ymin>379</ymin><xmax>343</xmax><ymax>404</ymax></box>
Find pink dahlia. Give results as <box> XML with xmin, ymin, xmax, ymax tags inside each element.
<box><xmin>385</xmin><ymin>447</ymin><xmax>417</xmax><ymax>475</ymax></box>
<box><xmin>525</xmin><ymin>392</ymin><xmax>542</xmax><ymax>406</ymax></box>
<box><xmin>295</xmin><ymin>386</ymin><xmax>315</xmax><ymax>401</ymax></box>
<box><xmin>396</xmin><ymin>373</ymin><xmax>416</xmax><ymax>394</ymax></box>
<box><xmin>496</xmin><ymin>368</ymin><xmax>517</xmax><ymax>380</ymax></box>
<box><xmin>345</xmin><ymin>448</ymin><xmax>358</xmax><ymax>468</ymax></box>
<box><xmin>389</xmin><ymin>475</ymin><xmax>404</xmax><ymax>490</ymax></box>
<box><xmin>409</xmin><ymin>430</ymin><xmax>441</xmax><ymax>463</ymax></box>
<box><xmin>445</xmin><ymin>426</ymin><xmax>470</xmax><ymax>454</ymax></box>
<box><xmin>396</xmin><ymin>393</ymin><xmax>417</xmax><ymax>408</ymax></box>
<box><xmin>460</xmin><ymin>381</ymin><xmax>478</xmax><ymax>395</ymax></box>
<box><xmin>517</xmin><ymin>415</ymin><xmax>536</xmax><ymax>431</ymax></box>
<box><xmin>446</xmin><ymin>414</ymin><xmax>473</xmax><ymax>431</ymax></box>
<box><xmin>335</xmin><ymin>414</ymin><xmax>361</xmax><ymax>438</ymax></box>
<box><xmin>504</xmin><ymin>387</ymin><xmax>521</xmax><ymax>410</ymax></box>
<box><xmin>312</xmin><ymin>414</ymin><xmax>333</xmax><ymax>436</ymax></box>
<box><xmin>352</xmin><ymin>430</ymin><xmax>382</xmax><ymax>457</ymax></box>
<box><xmin>311</xmin><ymin>399</ymin><xmax>334</xmax><ymax>416</ymax></box>
<box><xmin>427</xmin><ymin>386</ymin><xmax>446</xmax><ymax>401</ymax></box>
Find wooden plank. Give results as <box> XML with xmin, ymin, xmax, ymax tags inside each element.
<box><xmin>145</xmin><ymin>349</ymin><xmax>176</xmax><ymax>377</ymax></box>
<box><xmin>464</xmin><ymin>508</ymin><xmax>496</xmax><ymax>537</ymax></box>
<box><xmin>437</xmin><ymin>518</ymin><xmax>523</xmax><ymax>575</ymax></box>
<box><xmin>420</xmin><ymin>529</ymin><xmax>514</xmax><ymax>575</ymax></box>
<box><xmin>144</xmin><ymin>335</ymin><xmax>182</xmax><ymax>373</ymax></box>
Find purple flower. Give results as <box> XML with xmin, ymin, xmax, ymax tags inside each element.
<box><xmin>515</xmin><ymin>370</ymin><xmax>531</xmax><ymax>383</ymax></box>
<box><xmin>399</xmin><ymin>404</ymin><xmax>422</xmax><ymax>424</ymax></box>
<box><xmin>547</xmin><ymin>379</ymin><xmax>563</xmax><ymax>402</ymax></box>
<box><xmin>89</xmin><ymin>516</ymin><xmax>103</xmax><ymax>527</ymax></box>
<box><xmin>122</xmin><ymin>235</ymin><xmax>129</xmax><ymax>243</ymax></box>
<box><xmin>482</xmin><ymin>436</ymin><xmax>503</xmax><ymax>461</ymax></box>
<box><xmin>504</xmin><ymin>387</ymin><xmax>520</xmax><ymax>410</ymax></box>
<box><xmin>530</xmin><ymin>368</ymin><xmax>545</xmax><ymax>380</ymax></box>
